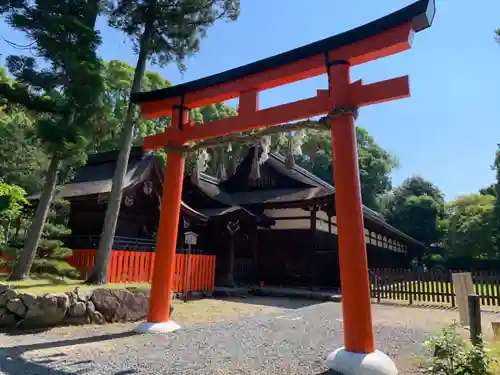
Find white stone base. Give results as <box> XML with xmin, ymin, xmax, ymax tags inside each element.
<box><xmin>133</xmin><ymin>320</ymin><xmax>181</xmax><ymax>334</ymax></box>
<box><xmin>326</xmin><ymin>347</ymin><xmax>398</xmax><ymax>375</ymax></box>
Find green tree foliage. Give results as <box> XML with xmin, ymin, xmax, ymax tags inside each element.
<box><xmin>0</xmin><ymin>182</ymin><xmax>27</xmax><ymax>245</ymax></box>
<box><xmin>382</xmin><ymin>175</ymin><xmax>446</xmax><ymax>246</ymax></box>
<box><xmin>479</xmin><ymin>183</ymin><xmax>496</xmax><ymax>197</ymax></box>
<box><xmin>491</xmin><ymin>144</ymin><xmax>500</xmax><ymax>254</ymax></box>
<box><xmin>0</xmin><ymin>0</ymin><xmax>104</xmax><ymax>280</ymax></box>
<box><xmin>93</xmin><ymin>59</ymin><xmax>172</xmax><ymax>152</ymax></box>
<box><xmin>294</xmin><ymin>127</ymin><xmax>399</xmax><ymax>211</ymax></box>
<box><xmin>445</xmin><ymin>194</ymin><xmax>495</xmax><ymax>259</ymax></box>
<box><xmin>0</xmin><ymin>105</ymin><xmax>49</xmax><ymax>194</ymax></box>
<box><xmin>90</xmin><ymin>0</ymin><xmax>240</xmax><ymax>284</ymax></box>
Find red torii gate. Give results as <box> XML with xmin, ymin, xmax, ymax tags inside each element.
<box><xmin>131</xmin><ymin>1</ymin><xmax>434</xmax><ymax>373</ymax></box>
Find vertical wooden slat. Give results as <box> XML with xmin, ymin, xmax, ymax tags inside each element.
<box><xmin>120</xmin><ymin>251</ymin><xmax>128</xmax><ymax>282</ymax></box>
<box><xmin>149</xmin><ymin>253</ymin><xmax>155</xmax><ymax>283</ymax></box>
<box><xmin>178</xmin><ymin>253</ymin><xmax>184</xmax><ymax>292</ymax></box>
<box><xmin>488</xmin><ymin>271</ymin><xmax>494</xmax><ymax>306</ymax></box>
<box><xmin>138</xmin><ymin>251</ymin><xmax>145</xmax><ymax>282</ymax></box>
<box><xmin>437</xmin><ymin>271</ymin><xmax>444</xmax><ymax>304</ymax></box>
<box><xmin>477</xmin><ymin>271</ymin><xmax>485</xmax><ymax>306</ymax></box>
<box><xmin>174</xmin><ymin>253</ymin><xmax>180</xmax><ymax>292</ymax></box>
<box><xmin>394</xmin><ymin>269</ymin><xmax>400</xmax><ymax>300</ymax></box>
<box><xmin>399</xmin><ymin>270</ymin><xmax>406</xmax><ymax>302</ymax></box>
<box><xmin>145</xmin><ymin>253</ymin><xmax>150</xmax><ymax>283</ymax></box>
<box><xmin>131</xmin><ymin>251</ymin><xmax>138</xmax><ymax>282</ymax></box>
<box><xmin>193</xmin><ymin>254</ymin><xmax>200</xmax><ymax>292</ymax></box>
<box><xmin>408</xmin><ymin>270</ymin><xmax>414</xmax><ymax>305</ymax></box>
<box><xmin>107</xmin><ymin>252</ymin><xmax>115</xmax><ymax>283</ymax></box>
<box><xmin>212</xmin><ymin>255</ymin><xmax>217</xmax><ymax>290</ymax></box>
<box><xmin>200</xmin><ymin>255</ymin><xmax>206</xmax><ymax>291</ymax></box>
<box><xmin>133</xmin><ymin>252</ymin><xmax>141</xmax><ymax>282</ymax></box>
<box><xmin>140</xmin><ymin>252</ymin><xmax>147</xmax><ymax>282</ymax></box>
<box><xmin>127</xmin><ymin>251</ymin><xmax>134</xmax><ymax>282</ymax></box>
<box><xmin>385</xmin><ymin>269</ymin><xmax>391</xmax><ymax>300</ymax></box>
<box><xmin>414</xmin><ymin>270</ymin><xmax>420</xmax><ymax>302</ymax></box>
<box><xmin>429</xmin><ymin>271</ymin><xmax>436</xmax><ymax>303</ymax></box>
<box><xmin>135</xmin><ymin>252</ymin><xmax>142</xmax><ymax>282</ymax></box>
<box><xmin>117</xmin><ymin>251</ymin><xmax>124</xmax><ymax>283</ymax></box>
<box><xmin>485</xmin><ymin>271</ymin><xmax>491</xmax><ymax>306</ymax></box>
<box><xmin>495</xmin><ymin>271</ymin><xmax>500</xmax><ymax>307</ymax></box>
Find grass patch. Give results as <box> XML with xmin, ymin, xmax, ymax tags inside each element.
<box><xmin>0</xmin><ymin>273</ymin><xmax>150</xmax><ymax>295</ymax></box>
<box><xmin>487</xmin><ymin>341</ymin><xmax>500</xmax><ymax>375</ymax></box>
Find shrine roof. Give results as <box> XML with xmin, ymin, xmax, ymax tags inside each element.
<box><xmin>131</xmin><ymin>0</ymin><xmax>434</xmax><ymax>104</ymax></box>
<box><xmin>189</xmin><ymin>146</ymin><xmax>424</xmax><ymax>247</ymax></box>
<box><xmin>28</xmin><ymin>146</ymin><xmax>208</xmax><ymax>221</ymax></box>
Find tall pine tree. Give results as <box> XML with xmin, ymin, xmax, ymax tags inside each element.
<box><xmin>88</xmin><ymin>0</ymin><xmax>240</xmax><ymax>284</ymax></box>
<box><xmin>0</xmin><ymin>0</ymin><xmax>104</xmax><ymax>280</ymax></box>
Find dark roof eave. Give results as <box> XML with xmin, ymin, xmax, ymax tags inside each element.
<box><xmin>131</xmin><ymin>0</ymin><xmax>434</xmax><ymax>104</ymax></box>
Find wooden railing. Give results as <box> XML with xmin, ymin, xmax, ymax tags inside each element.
<box><xmin>370</xmin><ymin>268</ymin><xmax>500</xmax><ymax>307</ymax></box>
<box><xmin>68</xmin><ymin>249</ymin><xmax>216</xmax><ymax>293</ymax></box>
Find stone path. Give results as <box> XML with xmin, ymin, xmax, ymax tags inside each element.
<box><xmin>0</xmin><ymin>299</ymin><xmax>494</xmax><ymax>375</ymax></box>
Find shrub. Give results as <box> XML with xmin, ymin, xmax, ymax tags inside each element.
<box><xmin>423</xmin><ymin>323</ymin><xmax>491</xmax><ymax>375</ymax></box>
<box><xmin>31</xmin><ymin>259</ymin><xmax>80</xmax><ymax>279</ymax></box>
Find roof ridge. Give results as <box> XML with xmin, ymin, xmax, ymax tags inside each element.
<box><xmin>269</xmin><ymin>152</ymin><xmax>334</xmax><ymax>191</ymax></box>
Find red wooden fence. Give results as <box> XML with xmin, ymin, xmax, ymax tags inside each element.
<box><xmin>173</xmin><ymin>253</ymin><xmax>216</xmax><ymax>293</ymax></box>
<box><xmin>67</xmin><ymin>249</ymin><xmax>216</xmax><ymax>293</ymax></box>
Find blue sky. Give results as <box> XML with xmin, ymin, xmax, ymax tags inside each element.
<box><xmin>1</xmin><ymin>0</ymin><xmax>499</xmax><ymax>201</ymax></box>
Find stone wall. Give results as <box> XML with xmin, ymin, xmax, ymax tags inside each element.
<box><xmin>0</xmin><ymin>284</ymin><xmax>169</xmax><ymax>329</ymax></box>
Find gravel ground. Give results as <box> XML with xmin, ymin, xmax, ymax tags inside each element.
<box><xmin>0</xmin><ymin>299</ymin><xmax>494</xmax><ymax>375</ymax></box>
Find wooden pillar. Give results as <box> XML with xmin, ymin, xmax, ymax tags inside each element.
<box><xmin>227</xmin><ymin>233</ymin><xmax>235</xmax><ymax>284</ymax></box>
<box><xmin>146</xmin><ymin>107</ymin><xmax>187</xmax><ymax>324</ymax></box>
<box><xmin>225</xmin><ymin>220</ymin><xmax>240</xmax><ymax>287</ymax></box>
<box><xmin>329</xmin><ymin>60</ymin><xmax>375</xmax><ymax>354</ymax></box>
<box><xmin>252</xmin><ymin>225</ymin><xmax>260</xmax><ymax>284</ymax></box>
<box><xmin>309</xmin><ymin>207</ymin><xmax>318</xmax><ymax>289</ymax></box>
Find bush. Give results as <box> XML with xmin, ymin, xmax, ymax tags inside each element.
<box><xmin>423</xmin><ymin>323</ymin><xmax>491</xmax><ymax>375</ymax></box>
<box><xmin>30</xmin><ymin>259</ymin><xmax>81</xmax><ymax>279</ymax></box>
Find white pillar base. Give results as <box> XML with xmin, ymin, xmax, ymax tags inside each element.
<box><xmin>133</xmin><ymin>320</ymin><xmax>181</xmax><ymax>334</ymax></box>
<box><xmin>326</xmin><ymin>347</ymin><xmax>398</xmax><ymax>375</ymax></box>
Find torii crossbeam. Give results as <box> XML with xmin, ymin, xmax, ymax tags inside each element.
<box><xmin>131</xmin><ymin>1</ymin><xmax>435</xmax><ymax>373</ymax></box>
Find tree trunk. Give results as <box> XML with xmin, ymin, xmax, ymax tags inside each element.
<box><xmin>14</xmin><ymin>216</ymin><xmax>21</xmax><ymax>240</ymax></box>
<box><xmin>9</xmin><ymin>155</ymin><xmax>60</xmax><ymax>281</ymax></box>
<box><xmin>86</xmin><ymin>20</ymin><xmax>154</xmax><ymax>284</ymax></box>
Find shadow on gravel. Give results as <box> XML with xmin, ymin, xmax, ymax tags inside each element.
<box><xmin>0</xmin><ymin>331</ymin><xmax>137</xmax><ymax>375</ymax></box>
<box><xmin>215</xmin><ymin>295</ymin><xmax>323</xmax><ymax>310</ymax></box>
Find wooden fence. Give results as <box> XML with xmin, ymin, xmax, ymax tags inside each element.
<box><xmin>370</xmin><ymin>268</ymin><xmax>500</xmax><ymax>307</ymax></box>
<box><xmin>68</xmin><ymin>249</ymin><xmax>216</xmax><ymax>293</ymax></box>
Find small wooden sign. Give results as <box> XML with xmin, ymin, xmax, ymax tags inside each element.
<box><xmin>184</xmin><ymin>231</ymin><xmax>198</xmax><ymax>245</ymax></box>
